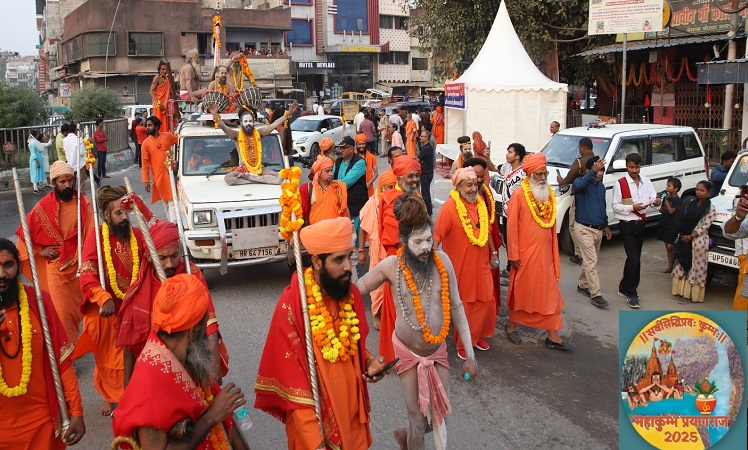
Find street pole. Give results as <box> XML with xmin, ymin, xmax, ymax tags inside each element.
<box><xmin>621</xmin><ymin>33</ymin><xmax>627</xmax><ymax>124</ymax></box>
<box><xmin>723</xmin><ymin>0</ymin><xmax>739</xmax><ymax>132</ymax></box>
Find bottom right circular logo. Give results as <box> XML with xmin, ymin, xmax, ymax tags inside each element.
<box><xmin>621</xmin><ymin>312</ymin><xmax>745</xmax><ymax>449</ymax></box>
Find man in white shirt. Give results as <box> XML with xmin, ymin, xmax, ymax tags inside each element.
<box><xmin>722</xmin><ymin>191</ymin><xmax>748</xmax><ymax>326</ymax></box>
<box><xmin>63</xmin><ymin>124</ymin><xmax>98</xmax><ymax>185</ymax></box>
<box><xmin>312</xmin><ymin>102</ymin><xmax>319</xmax><ymax>114</ymax></box>
<box><xmin>388</xmin><ymin>108</ymin><xmax>404</xmax><ymax>133</ymax></box>
<box><xmin>612</xmin><ymin>153</ymin><xmax>661</xmax><ymax>308</ymax></box>
<box><xmin>353</xmin><ymin>106</ymin><xmax>366</xmax><ymax>132</ymax></box>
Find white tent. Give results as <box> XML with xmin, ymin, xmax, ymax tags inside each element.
<box><xmin>444</xmin><ymin>0</ymin><xmax>568</xmax><ymax>161</ymax></box>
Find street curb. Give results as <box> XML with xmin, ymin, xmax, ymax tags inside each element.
<box><xmin>0</xmin><ymin>146</ymin><xmax>136</xmax><ymax>192</ymax></box>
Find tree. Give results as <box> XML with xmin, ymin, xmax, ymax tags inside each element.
<box><xmin>0</xmin><ymin>81</ymin><xmax>47</xmax><ymax>128</ymax></box>
<box><xmin>69</xmin><ymin>83</ymin><xmax>123</xmax><ymax>121</ymax></box>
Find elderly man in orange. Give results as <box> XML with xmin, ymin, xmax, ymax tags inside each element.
<box><xmin>118</xmin><ymin>219</ymin><xmax>225</xmax><ymax>387</ymax></box>
<box><xmin>434</xmin><ymin>167</ymin><xmax>498</xmax><ymax>360</ymax></box>
<box><xmin>378</xmin><ymin>156</ymin><xmax>422</xmax><ymax>361</ymax></box>
<box><xmin>113</xmin><ymin>274</ymin><xmax>247</xmax><ymax>449</ymax></box>
<box><xmin>405</xmin><ymin>113</ymin><xmax>418</xmax><ymax>158</ymax></box>
<box><xmin>358</xmin><ymin>169</ymin><xmax>397</xmax><ymax>329</ymax></box>
<box><xmin>505</xmin><ymin>153</ymin><xmax>575</xmax><ymax>350</ymax></box>
<box><xmin>255</xmin><ymin>217</ymin><xmax>388</xmax><ymax>450</ymax></box>
<box><xmin>356</xmin><ymin>133</ymin><xmax>379</xmax><ymax>196</ymax></box>
<box><xmin>432</xmin><ymin>106</ymin><xmax>445</xmax><ymax>145</ymax></box>
<box><xmin>77</xmin><ymin>186</ymin><xmax>147</xmax><ymax>416</ymax></box>
<box><xmin>141</xmin><ymin>115</ymin><xmax>179</xmax><ymax>221</ymax></box>
<box><xmin>0</xmin><ymin>238</ymin><xmax>86</xmax><ymax>448</ymax></box>
<box><xmin>16</xmin><ymin>160</ymin><xmax>94</xmax><ymax>344</ymax></box>
<box><xmin>300</xmin><ymin>156</ymin><xmax>349</xmax><ymax>225</ymax></box>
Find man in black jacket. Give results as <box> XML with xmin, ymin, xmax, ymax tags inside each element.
<box><xmin>334</xmin><ymin>136</ymin><xmax>368</xmax><ymax>235</ymax></box>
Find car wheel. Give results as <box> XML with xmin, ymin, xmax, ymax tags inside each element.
<box><xmin>310</xmin><ymin>143</ymin><xmax>320</xmax><ymax>159</ymax></box>
<box><xmin>559</xmin><ymin>213</ymin><xmax>574</xmax><ymax>256</ymax></box>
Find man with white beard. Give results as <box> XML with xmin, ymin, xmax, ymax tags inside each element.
<box><xmin>505</xmin><ymin>153</ymin><xmax>575</xmax><ymax>350</ymax></box>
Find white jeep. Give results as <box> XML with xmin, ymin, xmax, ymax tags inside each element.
<box><xmin>174</xmin><ymin>115</ymin><xmax>291</xmax><ymax>274</ymax></box>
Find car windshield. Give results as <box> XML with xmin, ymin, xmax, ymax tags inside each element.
<box><xmin>291</xmin><ymin>119</ymin><xmax>320</xmax><ymax>132</ymax></box>
<box><xmin>728</xmin><ymin>153</ymin><xmax>748</xmax><ymax>187</ymax></box>
<box><xmin>541</xmin><ymin>134</ymin><xmax>610</xmax><ymax>168</ymax></box>
<box><xmin>182</xmin><ymin>134</ymin><xmax>285</xmax><ymax>176</ymax></box>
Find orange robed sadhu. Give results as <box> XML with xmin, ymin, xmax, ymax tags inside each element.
<box><xmin>0</xmin><ymin>285</ymin><xmax>83</xmax><ymax>449</ymax></box>
<box><xmin>405</xmin><ymin>119</ymin><xmax>418</xmax><ymax>158</ymax></box>
<box><xmin>434</xmin><ymin>186</ymin><xmax>496</xmax><ymax>350</ymax></box>
<box><xmin>432</xmin><ymin>106</ymin><xmax>445</xmax><ymax>145</ymax></box>
<box><xmin>152</xmin><ymin>80</ymin><xmax>170</xmax><ymax>132</ymax></box>
<box><xmin>76</xmin><ymin>226</ymin><xmax>147</xmax><ymax>404</ymax></box>
<box><xmin>141</xmin><ymin>132</ymin><xmax>179</xmax><ymax>204</ymax></box>
<box><xmin>16</xmin><ymin>191</ymin><xmax>95</xmax><ymax>344</ymax></box>
<box><xmin>506</xmin><ymin>184</ymin><xmax>565</xmax><ymax>331</ymax></box>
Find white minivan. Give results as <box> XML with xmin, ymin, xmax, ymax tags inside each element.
<box><xmin>542</xmin><ymin>124</ymin><xmax>709</xmax><ymax>255</ymax></box>
<box><xmin>122</xmin><ymin>104</ymin><xmax>154</xmax><ymax>132</ymax></box>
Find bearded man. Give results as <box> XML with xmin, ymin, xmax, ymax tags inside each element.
<box><xmin>218</xmin><ymin>104</ymin><xmax>299</xmax><ymax>186</ymax></box>
<box><xmin>255</xmin><ymin>217</ymin><xmax>387</xmax><ymax>449</ymax></box>
<box><xmin>0</xmin><ymin>238</ymin><xmax>86</xmax><ymax>448</ymax></box>
<box><xmin>300</xmin><ymin>155</ymin><xmax>349</xmax><ymax>225</ymax></box>
<box><xmin>356</xmin><ymin>133</ymin><xmax>379</xmax><ymax>197</ymax></box>
<box><xmin>434</xmin><ymin>167</ymin><xmax>498</xmax><ymax>359</ymax></box>
<box><xmin>149</xmin><ymin>61</ymin><xmax>172</xmax><ymax>132</ymax></box>
<box><xmin>378</xmin><ymin>156</ymin><xmax>422</xmax><ymax>361</ymax></box>
<box><xmin>179</xmin><ymin>48</ymin><xmax>213</xmax><ymax>102</ymax></box>
<box><xmin>141</xmin><ymin>115</ymin><xmax>179</xmax><ymax>221</ymax></box>
<box><xmin>119</xmin><ymin>219</ymin><xmax>224</xmax><ymax>387</ymax></box>
<box><xmin>449</xmin><ymin>136</ymin><xmax>472</xmax><ymax>176</ymax></box>
<box><xmin>113</xmin><ymin>274</ymin><xmax>247</xmax><ymax>450</ymax></box>
<box><xmin>505</xmin><ymin>153</ymin><xmax>575</xmax><ymax>350</ymax></box>
<box><xmin>77</xmin><ymin>186</ymin><xmax>147</xmax><ymax>416</ymax></box>
<box><xmin>207</xmin><ymin>65</ymin><xmax>236</xmax><ymax>100</ymax></box>
<box><xmin>358</xmin><ymin>194</ymin><xmax>478</xmax><ymax>450</ymax></box>
<box><xmin>16</xmin><ymin>161</ymin><xmax>94</xmax><ymax>343</ymax></box>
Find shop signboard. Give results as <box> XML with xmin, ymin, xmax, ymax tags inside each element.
<box><xmin>588</xmin><ymin>0</ymin><xmax>664</xmax><ymax>35</ymax></box>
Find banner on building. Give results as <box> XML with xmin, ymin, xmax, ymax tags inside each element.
<box><xmin>588</xmin><ymin>0</ymin><xmax>664</xmax><ymax>35</ymax></box>
<box><xmin>59</xmin><ymin>83</ymin><xmax>72</xmax><ymax>98</ymax></box>
<box><xmin>647</xmin><ymin>0</ymin><xmax>748</xmax><ymax>38</ymax></box>
<box><xmin>444</xmin><ymin>82</ymin><xmax>466</xmax><ymax>110</ymax></box>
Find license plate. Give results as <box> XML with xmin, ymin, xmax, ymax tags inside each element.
<box><xmin>708</xmin><ymin>252</ymin><xmax>739</xmax><ymax>268</ymax></box>
<box><xmin>234</xmin><ymin>247</ymin><xmax>277</xmax><ymax>259</ymax></box>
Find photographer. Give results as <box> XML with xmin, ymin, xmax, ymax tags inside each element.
<box><xmin>723</xmin><ymin>187</ymin><xmax>748</xmax><ymax>326</ymax></box>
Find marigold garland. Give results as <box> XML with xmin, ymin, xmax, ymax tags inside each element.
<box><xmin>83</xmin><ymin>137</ymin><xmax>96</xmax><ymax>170</ymax></box>
<box><xmin>396</xmin><ymin>248</ymin><xmax>450</xmax><ymax>345</ymax></box>
<box><xmin>482</xmin><ymin>184</ymin><xmax>496</xmax><ymax>225</ymax></box>
<box><xmin>278</xmin><ymin>166</ymin><xmax>304</xmax><ymax>240</ymax></box>
<box><xmin>237</xmin><ymin>54</ymin><xmax>256</xmax><ymax>87</ymax></box>
<box><xmin>305</xmin><ymin>267</ymin><xmax>360</xmax><ymax>363</ymax></box>
<box><xmin>0</xmin><ymin>280</ymin><xmax>33</xmax><ymax>398</ymax></box>
<box><xmin>238</xmin><ymin>128</ymin><xmax>263</xmax><ymax>175</ymax></box>
<box><xmin>102</xmin><ymin>222</ymin><xmax>140</xmax><ymax>300</ymax></box>
<box><xmin>520</xmin><ymin>178</ymin><xmax>556</xmax><ymax>229</ymax></box>
<box><xmin>198</xmin><ymin>387</ymin><xmax>230</xmax><ymax>449</ymax></box>
<box><xmin>212</xmin><ymin>15</ymin><xmax>222</xmax><ymax>50</ymax></box>
<box><xmin>215</xmin><ymin>80</ymin><xmax>228</xmax><ymax>95</ymax></box>
<box><xmin>450</xmin><ymin>190</ymin><xmax>489</xmax><ymax>247</ymax></box>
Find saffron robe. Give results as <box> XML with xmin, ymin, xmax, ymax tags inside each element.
<box><xmin>16</xmin><ymin>192</ymin><xmax>94</xmax><ymax>343</ymax></box>
<box><xmin>152</xmin><ymin>79</ymin><xmax>170</xmax><ymax>132</ymax></box>
<box><xmin>432</xmin><ymin>109</ymin><xmax>445</xmax><ymax>145</ymax></box>
<box><xmin>377</xmin><ymin>188</ymin><xmax>405</xmax><ymax>361</ymax></box>
<box><xmin>434</xmin><ymin>197</ymin><xmax>496</xmax><ymax>349</ymax></box>
<box><xmin>359</xmin><ymin>194</ymin><xmax>386</xmax><ymax>316</ymax></box>
<box><xmin>141</xmin><ymin>132</ymin><xmax>179</xmax><ymax>204</ymax></box>
<box><xmin>406</xmin><ymin>119</ymin><xmax>418</xmax><ymax>158</ymax></box>
<box><xmin>300</xmin><ymin>181</ymin><xmax>349</xmax><ymax>225</ymax></box>
<box><xmin>506</xmin><ymin>187</ymin><xmax>565</xmax><ymax>331</ymax></box>
<box><xmin>0</xmin><ymin>285</ymin><xmax>83</xmax><ymax>449</ymax></box>
<box><xmin>362</xmin><ymin>151</ymin><xmax>377</xmax><ymax>197</ymax></box>
<box><xmin>255</xmin><ymin>274</ymin><xmax>372</xmax><ymax>450</ymax></box>
<box><xmin>76</xmin><ymin>227</ymin><xmax>147</xmax><ymax>404</ymax></box>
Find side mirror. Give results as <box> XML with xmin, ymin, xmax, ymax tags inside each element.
<box><xmin>320</xmin><ymin>128</ymin><xmax>328</xmax><ymax>133</ymax></box>
<box><xmin>611</xmin><ymin>160</ymin><xmax>627</xmax><ymax>171</ymax></box>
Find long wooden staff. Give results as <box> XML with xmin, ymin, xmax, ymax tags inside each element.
<box><xmin>165</xmin><ymin>151</ymin><xmax>190</xmax><ymax>274</ymax></box>
<box><xmin>12</xmin><ymin>168</ymin><xmax>70</xmax><ymax>435</ymax></box>
<box><xmin>76</xmin><ymin>133</ymin><xmax>83</xmax><ymax>277</ymax></box>
<box><xmin>87</xmin><ymin>162</ymin><xmax>106</xmax><ymax>288</ymax></box>
<box><xmin>123</xmin><ymin>177</ymin><xmax>166</xmax><ymax>282</ymax></box>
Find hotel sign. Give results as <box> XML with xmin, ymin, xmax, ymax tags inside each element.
<box><xmin>341</xmin><ymin>45</ymin><xmax>379</xmax><ymax>53</ymax></box>
<box><xmin>296</xmin><ymin>61</ymin><xmax>337</xmax><ymax>69</ymax></box>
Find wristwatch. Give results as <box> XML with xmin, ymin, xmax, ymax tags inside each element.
<box><xmin>735</xmin><ymin>214</ymin><xmax>746</xmax><ymax>223</ymax></box>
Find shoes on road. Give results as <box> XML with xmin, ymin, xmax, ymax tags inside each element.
<box><xmin>457</xmin><ymin>348</ymin><xmax>467</xmax><ymax>360</ymax></box>
<box><xmin>475</xmin><ymin>338</ymin><xmax>490</xmax><ymax>351</ymax></box>
<box><xmin>590</xmin><ymin>296</ymin><xmax>609</xmax><ymax>307</ymax></box>
<box><xmin>569</xmin><ymin>255</ymin><xmax>583</xmax><ymax>265</ymax></box>
<box><xmin>676</xmin><ymin>297</ymin><xmax>692</xmax><ymax>304</ymax></box>
<box><xmin>103</xmin><ymin>175</ymin><xmax>111</xmax><ymax>178</ymax></box>
<box><xmin>500</xmin><ymin>269</ymin><xmax>510</xmax><ymax>278</ymax></box>
<box><xmin>500</xmin><ymin>278</ymin><xmax>509</xmax><ymax>287</ymax></box>
<box><xmin>627</xmin><ymin>295</ymin><xmax>640</xmax><ymax>309</ymax></box>
<box><xmin>505</xmin><ymin>324</ymin><xmax>521</xmax><ymax>345</ymax></box>
<box><xmin>545</xmin><ymin>337</ymin><xmax>576</xmax><ymax>350</ymax></box>
<box><xmin>577</xmin><ymin>285</ymin><xmax>591</xmax><ymax>297</ymax></box>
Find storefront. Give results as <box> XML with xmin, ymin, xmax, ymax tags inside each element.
<box><xmin>293</xmin><ymin>61</ymin><xmax>336</xmax><ymax>98</ymax></box>
<box><xmin>325</xmin><ymin>45</ymin><xmax>380</xmax><ymax>93</ymax></box>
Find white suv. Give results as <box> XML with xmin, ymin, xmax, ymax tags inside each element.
<box><xmin>707</xmin><ymin>150</ymin><xmax>747</xmax><ymax>277</ymax></box>
<box><xmin>542</xmin><ymin>124</ymin><xmax>709</xmax><ymax>255</ymax></box>
<box><xmin>175</xmin><ymin>115</ymin><xmax>291</xmax><ymax>274</ymax></box>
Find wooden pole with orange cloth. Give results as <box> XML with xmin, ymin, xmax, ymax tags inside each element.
<box><xmin>85</xmin><ymin>140</ymin><xmax>106</xmax><ymax>288</ymax></box>
<box><xmin>124</xmin><ymin>177</ymin><xmax>167</xmax><ymax>282</ymax></box>
<box><xmin>11</xmin><ymin>168</ymin><xmax>71</xmax><ymax>438</ymax></box>
<box><xmin>165</xmin><ymin>148</ymin><xmax>191</xmax><ymax>274</ymax></box>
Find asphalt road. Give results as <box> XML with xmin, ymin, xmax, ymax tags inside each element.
<box><xmin>0</xmin><ymin>156</ymin><xmax>739</xmax><ymax>449</ymax></box>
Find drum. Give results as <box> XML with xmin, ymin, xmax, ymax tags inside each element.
<box><xmin>236</xmin><ymin>87</ymin><xmax>263</xmax><ymax>112</ymax></box>
<box><xmin>201</xmin><ymin>90</ymin><xmax>230</xmax><ymax>114</ymax></box>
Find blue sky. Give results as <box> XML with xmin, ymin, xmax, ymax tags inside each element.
<box><xmin>0</xmin><ymin>2</ymin><xmax>39</xmax><ymax>56</ymax></box>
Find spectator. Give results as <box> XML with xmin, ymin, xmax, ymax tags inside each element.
<box><xmin>94</xmin><ymin>118</ymin><xmax>110</xmax><ymax>178</ymax></box>
<box><xmin>333</xmin><ymin>136</ymin><xmax>368</xmax><ymax>236</ymax></box>
<box><xmin>710</xmin><ymin>151</ymin><xmax>737</xmax><ymax>198</ymax></box>
<box><xmin>135</xmin><ymin>118</ymin><xmax>147</xmax><ymax>167</ymax></box>
<box><xmin>557</xmin><ymin>137</ymin><xmax>596</xmax><ymax>266</ymax></box>
<box><xmin>131</xmin><ymin>112</ymin><xmax>141</xmax><ymax>143</ymax></box>
<box><xmin>353</xmin><ymin>106</ymin><xmax>366</xmax><ymax>132</ymax></box>
<box><xmin>359</xmin><ymin>113</ymin><xmax>377</xmax><ymax>155</ymax></box>
<box><xmin>657</xmin><ymin>177</ymin><xmax>682</xmax><ymax>272</ymax></box>
<box><xmin>722</xmin><ymin>187</ymin><xmax>748</xmax><ymax>328</ymax></box>
<box><xmin>55</xmin><ymin>123</ymin><xmax>69</xmax><ymax>163</ymax></box>
<box><xmin>416</xmin><ymin>130</ymin><xmax>435</xmax><ymax>215</ymax></box>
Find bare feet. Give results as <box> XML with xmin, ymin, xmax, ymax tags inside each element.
<box><xmin>394</xmin><ymin>428</ymin><xmax>407</xmax><ymax>450</ymax></box>
<box><xmin>373</xmin><ymin>314</ymin><xmax>381</xmax><ymax>330</ymax></box>
<box><xmin>661</xmin><ymin>267</ymin><xmax>672</xmax><ymax>273</ymax></box>
<box><xmin>100</xmin><ymin>401</ymin><xmax>114</xmax><ymax>416</ymax></box>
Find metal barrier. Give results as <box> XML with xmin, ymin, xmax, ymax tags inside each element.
<box><xmin>1</xmin><ymin>118</ymin><xmax>129</xmax><ymax>169</ymax></box>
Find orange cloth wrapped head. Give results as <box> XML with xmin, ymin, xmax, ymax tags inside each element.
<box><xmin>300</xmin><ymin>216</ymin><xmax>352</xmax><ymax>255</ymax></box>
<box><xmin>151</xmin><ymin>273</ymin><xmax>209</xmax><ymax>333</ymax></box>
<box><xmin>392</xmin><ymin>155</ymin><xmax>422</xmax><ymax>177</ymax></box>
<box><xmin>319</xmin><ymin>137</ymin><xmax>334</xmax><ymax>154</ymax></box>
<box><xmin>355</xmin><ymin>133</ymin><xmax>367</xmax><ymax>144</ymax></box>
<box><xmin>50</xmin><ymin>160</ymin><xmax>75</xmax><ymax>181</ymax></box>
<box><xmin>522</xmin><ymin>152</ymin><xmax>547</xmax><ymax>175</ymax></box>
<box><xmin>312</xmin><ymin>155</ymin><xmax>334</xmax><ymax>186</ymax></box>
<box><xmin>378</xmin><ymin>169</ymin><xmax>397</xmax><ymax>188</ymax></box>
<box><xmin>150</xmin><ymin>219</ymin><xmax>180</xmax><ymax>249</ymax></box>
<box><xmin>451</xmin><ymin>166</ymin><xmax>477</xmax><ymax>187</ymax></box>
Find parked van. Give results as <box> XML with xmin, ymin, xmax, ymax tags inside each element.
<box><xmin>542</xmin><ymin>124</ymin><xmax>709</xmax><ymax>255</ymax></box>
<box><xmin>122</xmin><ymin>105</ymin><xmax>154</xmax><ymax>132</ymax></box>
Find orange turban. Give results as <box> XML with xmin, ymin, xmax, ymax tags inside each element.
<box><xmin>392</xmin><ymin>155</ymin><xmax>422</xmax><ymax>177</ymax></box>
<box><xmin>355</xmin><ymin>133</ymin><xmax>367</xmax><ymax>144</ymax></box>
<box><xmin>312</xmin><ymin>155</ymin><xmax>333</xmax><ymax>185</ymax></box>
<box><xmin>300</xmin><ymin>217</ymin><xmax>352</xmax><ymax>255</ymax></box>
<box><xmin>50</xmin><ymin>160</ymin><xmax>74</xmax><ymax>180</ymax></box>
<box><xmin>378</xmin><ymin>169</ymin><xmax>397</xmax><ymax>188</ymax></box>
<box><xmin>451</xmin><ymin>167</ymin><xmax>477</xmax><ymax>186</ymax></box>
<box><xmin>151</xmin><ymin>273</ymin><xmax>209</xmax><ymax>334</ymax></box>
<box><xmin>522</xmin><ymin>152</ymin><xmax>547</xmax><ymax>175</ymax></box>
<box><xmin>319</xmin><ymin>137</ymin><xmax>334</xmax><ymax>152</ymax></box>
<box><xmin>150</xmin><ymin>220</ymin><xmax>180</xmax><ymax>249</ymax></box>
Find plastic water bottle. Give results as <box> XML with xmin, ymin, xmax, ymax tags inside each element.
<box><xmin>229</xmin><ymin>386</ymin><xmax>253</xmax><ymax>431</ymax></box>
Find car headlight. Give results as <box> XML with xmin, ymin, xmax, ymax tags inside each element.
<box><xmin>193</xmin><ymin>210</ymin><xmax>212</xmax><ymax>225</ymax></box>
<box><xmin>555</xmin><ymin>184</ymin><xmax>570</xmax><ymax>196</ymax></box>
<box><xmin>296</xmin><ymin>137</ymin><xmax>307</xmax><ymax>144</ymax></box>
